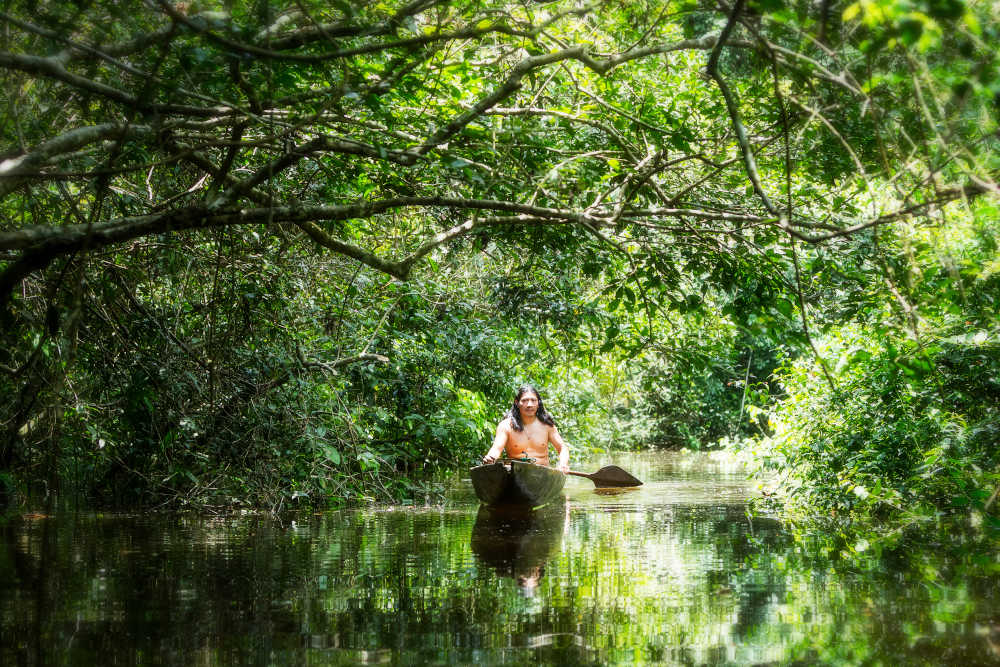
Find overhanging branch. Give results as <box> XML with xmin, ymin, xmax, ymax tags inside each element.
<box><xmin>706</xmin><ymin>0</ymin><xmax>780</xmax><ymax>219</ymax></box>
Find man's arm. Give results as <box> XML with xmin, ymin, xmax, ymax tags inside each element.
<box><xmin>549</xmin><ymin>426</ymin><xmax>570</xmax><ymax>473</ymax></box>
<box><xmin>481</xmin><ymin>420</ymin><xmax>509</xmax><ymax>464</ymax></box>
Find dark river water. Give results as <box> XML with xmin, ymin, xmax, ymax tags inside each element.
<box><xmin>2</xmin><ymin>452</ymin><xmax>998</xmax><ymax>665</ymax></box>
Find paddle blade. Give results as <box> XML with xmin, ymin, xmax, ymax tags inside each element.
<box><xmin>589</xmin><ymin>465</ymin><xmax>643</xmax><ymax>488</ymax></box>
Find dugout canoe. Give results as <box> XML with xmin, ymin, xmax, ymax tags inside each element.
<box><xmin>469</xmin><ymin>461</ymin><xmax>566</xmax><ymax>507</ymax></box>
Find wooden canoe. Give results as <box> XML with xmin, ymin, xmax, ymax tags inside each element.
<box><xmin>469</xmin><ymin>461</ymin><xmax>566</xmax><ymax>507</ymax></box>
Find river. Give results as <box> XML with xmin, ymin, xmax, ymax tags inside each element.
<box><xmin>2</xmin><ymin>451</ymin><xmax>997</xmax><ymax>665</ymax></box>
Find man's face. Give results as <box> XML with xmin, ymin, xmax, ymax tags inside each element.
<box><xmin>517</xmin><ymin>392</ymin><xmax>539</xmax><ymax>418</ymax></box>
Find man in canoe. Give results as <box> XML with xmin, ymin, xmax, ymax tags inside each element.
<box><xmin>481</xmin><ymin>385</ymin><xmax>570</xmax><ymax>473</ymax></box>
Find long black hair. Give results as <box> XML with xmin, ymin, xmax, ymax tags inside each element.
<box><xmin>507</xmin><ymin>384</ymin><xmax>556</xmax><ymax>432</ymax></box>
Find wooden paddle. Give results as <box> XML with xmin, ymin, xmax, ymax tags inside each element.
<box><xmin>567</xmin><ymin>465</ymin><xmax>642</xmax><ymax>488</ymax></box>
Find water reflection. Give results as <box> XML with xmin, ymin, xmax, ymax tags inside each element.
<box><xmin>591</xmin><ymin>486</ymin><xmax>642</xmax><ymax>497</ymax></box>
<box><xmin>1</xmin><ymin>451</ymin><xmax>997</xmax><ymax>665</ymax></box>
<box><xmin>470</xmin><ymin>501</ymin><xmax>567</xmax><ymax>592</ymax></box>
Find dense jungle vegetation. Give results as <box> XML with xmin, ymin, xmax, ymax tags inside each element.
<box><xmin>0</xmin><ymin>0</ymin><xmax>997</xmax><ymax>541</ymax></box>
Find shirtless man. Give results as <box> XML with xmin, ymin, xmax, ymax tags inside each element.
<box><xmin>481</xmin><ymin>385</ymin><xmax>570</xmax><ymax>473</ymax></box>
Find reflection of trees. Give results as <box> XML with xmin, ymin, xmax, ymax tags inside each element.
<box><xmin>735</xmin><ymin>526</ymin><xmax>1000</xmax><ymax>665</ymax></box>
<box><xmin>2</xmin><ymin>502</ymin><xmax>998</xmax><ymax>664</ymax></box>
<box><xmin>550</xmin><ymin>503</ymin><xmax>791</xmax><ymax>663</ymax></box>
<box><xmin>2</xmin><ymin>514</ymin><xmax>321</xmax><ymax>664</ymax></box>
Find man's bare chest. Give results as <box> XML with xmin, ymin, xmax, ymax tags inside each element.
<box><xmin>507</xmin><ymin>423</ymin><xmax>548</xmax><ymax>447</ymax></box>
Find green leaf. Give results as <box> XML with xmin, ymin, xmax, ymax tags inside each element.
<box><xmin>898</xmin><ymin>19</ymin><xmax>924</xmax><ymax>46</ymax></box>
<box><xmin>774</xmin><ymin>298</ymin><xmax>794</xmax><ymax>319</ymax></box>
<box><xmin>323</xmin><ymin>446</ymin><xmax>341</xmax><ymax>465</ymax></box>
<box><xmin>750</xmin><ymin>0</ymin><xmax>785</xmax><ymax>13</ymax></box>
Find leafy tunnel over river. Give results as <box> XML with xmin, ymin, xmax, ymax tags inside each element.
<box><xmin>1</xmin><ymin>0</ymin><xmax>999</xmax><ymax>662</ymax></box>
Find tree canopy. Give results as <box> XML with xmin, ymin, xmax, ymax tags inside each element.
<box><xmin>4</xmin><ymin>0</ymin><xmax>993</xmax><ymax>285</ymax></box>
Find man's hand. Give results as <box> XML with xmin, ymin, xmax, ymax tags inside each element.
<box><xmin>481</xmin><ymin>454</ymin><xmax>497</xmax><ymax>465</ymax></box>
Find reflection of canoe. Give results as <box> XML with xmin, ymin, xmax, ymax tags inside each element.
<box><xmin>469</xmin><ymin>461</ymin><xmax>566</xmax><ymax>507</ymax></box>
<box><xmin>470</xmin><ymin>501</ymin><xmax>566</xmax><ymax>585</ymax></box>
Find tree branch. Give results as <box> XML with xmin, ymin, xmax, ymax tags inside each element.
<box><xmin>706</xmin><ymin>0</ymin><xmax>780</xmax><ymax>218</ymax></box>
<box><xmin>0</xmin><ymin>124</ymin><xmax>155</xmax><ymax>197</ymax></box>
<box><xmin>0</xmin><ymin>51</ymin><xmax>234</xmax><ymax>118</ymax></box>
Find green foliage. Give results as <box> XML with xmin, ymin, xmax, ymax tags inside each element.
<box><xmin>748</xmin><ymin>205</ymin><xmax>1000</xmax><ymax>533</ymax></box>
<box><xmin>0</xmin><ymin>0</ymin><xmax>998</xmax><ymax>516</ymax></box>
<box><xmin>758</xmin><ymin>329</ymin><xmax>998</xmax><ymax>518</ymax></box>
